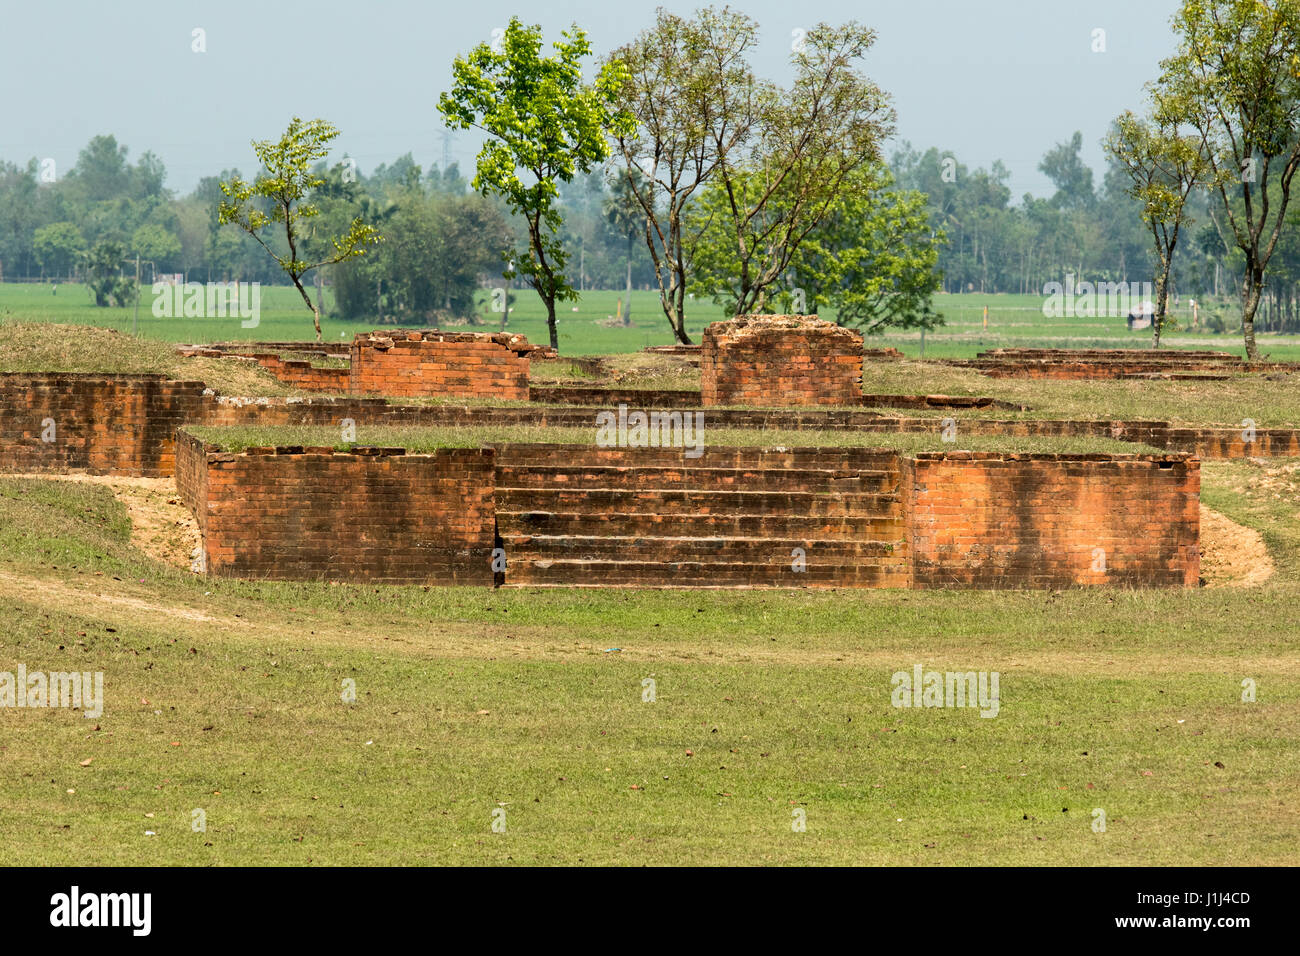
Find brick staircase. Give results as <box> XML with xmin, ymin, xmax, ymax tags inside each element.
<box><xmin>491</xmin><ymin>444</ymin><xmax>909</xmax><ymax>588</ymax></box>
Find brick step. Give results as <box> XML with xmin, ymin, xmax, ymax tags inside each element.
<box><xmin>502</xmin><ymin>558</ymin><xmax>910</xmax><ymax>588</ymax></box>
<box><xmin>496</xmin><ymin>487</ymin><xmax>902</xmax><ymax>516</ymax></box>
<box><xmin>496</xmin><ymin>509</ymin><xmax>905</xmax><ymax>538</ymax></box>
<box><xmin>493</xmin><ymin>464</ymin><xmax>898</xmax><ymax>493</ymax></box>
<box><xmin>499</xmin><ymin>534</ymin><xmax>904</xmax><ymax>563</ymax></box>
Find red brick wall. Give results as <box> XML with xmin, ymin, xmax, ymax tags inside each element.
<box><xmin>0</xmin><ymin>373</ymin><xmax>207</xmax><ymax>477</ymax></box>
<box><xmin>179</xmin><ymin>439</ymin><xmax>496</xmax><ymax>584</ymax></box>
<box><xmin>905</xmin><ymin>452</ymin><xmax>1200</xmax><ymax>589</ymax></box>
<box><xmin>349</xmin><ymin>330</ymin><xmax>547</xmax><ymax>400</ymax></box>
<box><xmin>702</xmin><ymin>315</ymin><xmax>864</xmax><ymax>407</ymax></box>
<box><xmin>239</xmin><ymin>354</ymin><xmax>350</xmax><ymax>392</ymax></box>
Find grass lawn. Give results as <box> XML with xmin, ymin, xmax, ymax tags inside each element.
<box><xmin>0</xmin><ymin>459</ymin><xmax>1297</xmax><ymax>865</ymax></box>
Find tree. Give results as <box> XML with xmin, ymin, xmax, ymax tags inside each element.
<box><xmin>608</xmin><ymin>6</ymin><xmax>763</xmax><ymax>342</ymax></box>
<box><xmin>129</xmin><ymin>223</ymin><xmax>182</xmax><ymax>272</ymax></box>
<box><xmin>680</xmin><ymin>20</ymin><xmax>894</xmax><ymax>314</ymax></box>
<box><xmin>218</xmin><ymin>118</ymin><xmax>383</xmax><ymax>341</ymax></box>
<box><xmin>785</xmin><ymin>165</ymin><xmax>945</xmax><ymax>334</ymax></box>
<box><xmin>32</xmin><ymin>222</ymin><xmax>86</xmax><ymax>278</ymax></box>
<box><xmin>1039</xmin><ymin>132</ymin><xmax>1096</xmax><ymax>210</ymax></box>
<box><xmin>1155</xmin><ymin>0</ymin><xmax>1300</xmax><ymax>360</ymax></box>
<box><xmin>1105</xmin><ymin>110</ymin><xmax>1218</xmax><ymax>347</ymax></box>
<box><xmin>438</xmin><ymin>17</ymin><xmax>631</xmax><ymax>351</ymax></box>
<box><xmin>83</xmin><ymin>240</ymin><xmax>133</xmax><ymax>306</ymax></box>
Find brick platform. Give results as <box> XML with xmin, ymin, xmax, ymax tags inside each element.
<box><xmin>174</xmin><ymin>431</ymin><xmax>1199</xmax><ymax>590</ymax></box>
<box><xmin>702</xmin><ymin>315</ymin><xmax>864</xmax><ymax>407</ymax></box>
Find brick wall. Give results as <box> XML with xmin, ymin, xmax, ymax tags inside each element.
<box><xmin>178</xmin><ymin>437</ymin><xmax>495</xmax><ymax>584</ymax></box>
<box><xmin>0</xmin><ymin>373</ymin><xmax>207</xmax><ymax>477</ymax></box>
<box><xmin>702</xmin><ymin>315</ymin><xmax>864</xmax><ymax>407</ymax></box>
<box><xmin>905</xmin><ymin>452</ymin><xmax>1200</xmax><ymax>589</ymax></box>
<box><xmin>349</xmin><ymin>330</ymin><xmax>550</xmax><ymax>400</ymax></box>
<box><xmin>236</xmin><ymin>353</ymin><xmax>350</xmax><ymax>392</ymax></box>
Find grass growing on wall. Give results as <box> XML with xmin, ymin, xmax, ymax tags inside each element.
<box><xmin>187</xmin><ymin>424</ymin><xmax>1163</xmax><ymax>456</ymax></box>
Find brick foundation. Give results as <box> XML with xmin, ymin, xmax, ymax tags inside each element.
<box><xmin>179</xmin><ymin>437</ymin><xmax>495</xmax><ymax>584</ymax></box>
<box><xmin>702</xmin><ymin>315</ymin><xmax>864</xmax><ymax>407</ymax></box>
<box><xmin>905</xmin><ymin>452</ymin><xmax>1200</xmax><ymax>588</ymax></box>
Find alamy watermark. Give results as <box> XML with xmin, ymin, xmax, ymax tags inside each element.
<box><xmin>891</xmin><ymin>664</ymin><xmax>1000</xmax><ymax>718</ymax></box>
<box><xmin>596</xmin><ymin>404</ymin><xmax>705</xmax><ymax>458</ymax></box>
<box><xmin>1042</xmin><ymin>275</ymin><xmax>1155</xmax><ymax>319</ymax></box>
<box><xmin>152</xmin><ymin>280</ymin><xmax>260</xmax><ymax>328</ymax></box>
<box><xmin>1</xmin><ymin>666</ymin><xmax>103</xmax><ymax>718</ymax></box>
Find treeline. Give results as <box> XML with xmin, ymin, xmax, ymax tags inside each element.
<box><xmin>894</xmin><ymin>134</ymin><xmax>1300</xmax><ymax>334</ymax></box>
<box><xmin>8</xmin><ymin>127</ymin><xmax>1300</xmax><ymax>334</ymax></box>
<box><xmin>0</xmin><ymin>135</ymin><xmax>660</xmax><ymax>324</ymax></box>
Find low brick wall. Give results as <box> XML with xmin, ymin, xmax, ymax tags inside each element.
<box><xmin>236</xmin><ymin>353</ymin><xmax>350</xmax><ymax>392</ymax></box>
<box><xmin>349</xmin><ymin>330</ymin><xmax>550</xmax><ymax>400</ymax></box>
<box><xmin>179</xmin><ymin>437</ymin><xmax>495</xmax><ymax>584</ymax></box>
<box><xmin>702</xmin><ymin>315</ymin><xmax>864</xmax><ymax>407</ymax></box>
<box><xmin>0</xmin><ymin>373</ymin><xmax>207</xmax><ymax>477</ymax></box>
<box><xmin>904</xmin><ymin>452</ymin><xmax>1200</xmax><ymax>589</ymax></box>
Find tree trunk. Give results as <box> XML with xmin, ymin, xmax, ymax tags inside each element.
<box><xmin>1242</xmin><ymin>267</ymin><xmax>1263</xmax><ymax>362</ymax></box>
<box><xmin>546</xmin><ymin>297</ymin><xmax>558</xmax><ymax>351</ymax></box>
<box><xmin>292</xmin><ymin>274</ymin><xmax>321</xmax><ymax>342</ymax></box>
<box><xmin>623</xmin><ymin>235</ymin><xmax>633</xmax><ymax>327</ymax></box>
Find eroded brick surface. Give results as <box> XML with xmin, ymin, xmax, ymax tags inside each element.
<box><xmin>702</xmin><ymin>315</ymin><xmax>864</xmax><ymax>407</ymax></box>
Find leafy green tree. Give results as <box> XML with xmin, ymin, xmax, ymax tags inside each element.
<box><xmin>785</xmin><ymin>165</ymin><xmax>945</xmax><ymax>334</ymax></box>
<box><xmin>218</xmin><ymin>117</ymin><xmax>383</xmax><ymax>341</ymax></box>
<box><xmin>83</xmin><ymin>240</ymin><xmax>133</xmax><ymax>306</ymax></box>
<box><xmin>438</xmin><ymin>17</ymin><xmax>632</xmax><ymax>351</ymax></box>
<box><xmin>1155</xmin><ymin>0</ymin><xmax>1300</xmax><ymax>360</ymax></box>
<box><xmin>680</xmin><ymin>20</ymin><xmax>894</xmax><ymax>314</ymax></box>
<box><xmin>1039</xmin><ymin>132</ymin><xmax>1096</xmax><ymax>211</ymax></box>
<box><xmin>32</xmin><ymin>222</ymin><xmax>86</xmax><ymax>278</ymax></box>
<box><xmin>1105</xmin><ymin>109</ymin><xmax>1218</xmax><ymax>347</ymax></box>
<box><xmin>129</xmin><ymin>223</ymin><xmax>182</xmax><ymax>272</ymax></box>
<box><xmin>608</xmin><ymin>6</ymin><xmax>764</xmax><ymax>342</ymax></box>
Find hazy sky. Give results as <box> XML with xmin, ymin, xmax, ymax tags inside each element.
<box><xmin>0</xmin><ymin>0</ymin><xmax>1181</xmax><ymax>198</ymax></box>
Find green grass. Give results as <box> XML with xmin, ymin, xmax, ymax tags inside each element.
<box><xmin>0</xmin><ymin>469</ymin><xmax>1298</xmax><ymax>864</ymax></box>
<box><xmin>864</xmin><ymin>360</ymin><xmax>1300</xmax><ymax>427</ymax></box>
<box><xmin>7</xmin><ymin>282</ymin><xmax>1300</xmax><ymax>359</ymax></box>
<box><xmin>186</xmin><ymin>424</ymin><xmax>1162</xmax><ymax>456</ymax></box>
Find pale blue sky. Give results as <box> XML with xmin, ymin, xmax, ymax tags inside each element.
<box><xmin>0</xmin><ymin>0</ymin><xmax>1180</xmax><ymax>197</ymax></box>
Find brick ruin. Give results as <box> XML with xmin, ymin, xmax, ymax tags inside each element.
<box><xmin>178</xmin><ymin>330</ymin><xmax>556</xmax><ymax>399</ymax></box>
<box><xmin>702</xmin><ymin>315</ymin><xmax>865</xmax><ymax>407</ymax></box>
<box><xmin>14</xmin><ymin>364</ymin><xmax>1294</xmax><ymax>590</ymax></box>
<box><xmin>174</xmin><ymin>434</ymin><xmax>1201</xmax><ymax>589</ymax></box>
<box><xmin>948</xmin><ymin>347</ymin><xmax>1300</xmax><ymax>380</ymax></box>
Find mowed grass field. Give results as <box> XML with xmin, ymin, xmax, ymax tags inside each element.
<box><xmin>1</xmin><ymin>318</ymin><xmax>1298</xmax><ymax>865</ymax></box>
<box><xmin>6</xmin><ymin>281</ymin><xmax>1300</xmax><ymax>359</ymax></box>
<box><xmin>0</xmin><ymin>461</ymin><xmax>1297</xmax><ymax>865</ymax></box>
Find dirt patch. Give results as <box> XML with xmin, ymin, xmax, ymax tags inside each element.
<box><xmin>4</xmin><ymin>473</ymin><xmax>199</xmax><ymax>571</ymax></box>
<box><xmin>1199</xmin><ymin>504</ymin><xmax>1275</xmax><ymax>587</ymax></box>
